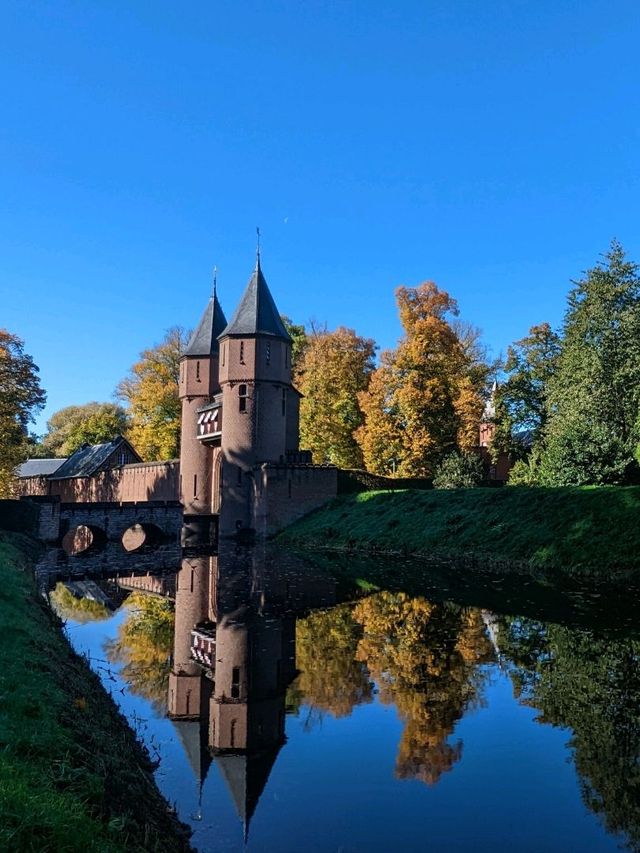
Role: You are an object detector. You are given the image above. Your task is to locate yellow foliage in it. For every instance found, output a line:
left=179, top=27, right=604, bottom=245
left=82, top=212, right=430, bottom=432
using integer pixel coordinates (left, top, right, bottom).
left=356, top=282, right=488, bottom=476
left=116, top=327, right=188, bottom=461
left=296, top=326, right=376, bottom=468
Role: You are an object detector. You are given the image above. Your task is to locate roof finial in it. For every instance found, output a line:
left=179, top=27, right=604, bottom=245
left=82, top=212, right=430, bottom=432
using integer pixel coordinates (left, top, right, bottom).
left=212, top=265, right=218, bottom=298
left=256, top=226, right=261, bottom=267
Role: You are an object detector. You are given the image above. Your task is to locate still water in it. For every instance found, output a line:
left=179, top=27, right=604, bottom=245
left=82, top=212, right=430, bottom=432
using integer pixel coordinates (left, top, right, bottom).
left=48, top=547, right=640, bottom=853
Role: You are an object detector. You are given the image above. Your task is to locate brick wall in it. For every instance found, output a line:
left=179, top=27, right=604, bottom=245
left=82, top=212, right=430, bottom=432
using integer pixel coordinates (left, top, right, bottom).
left=254, top=464, right=337, bottom=536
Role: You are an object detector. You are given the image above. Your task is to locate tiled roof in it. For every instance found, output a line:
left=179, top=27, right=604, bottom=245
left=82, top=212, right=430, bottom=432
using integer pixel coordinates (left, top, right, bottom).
left=219, top=258, right=291, bottom=342
left=16, top=458, right=67, bottom=478
left=185, top=292, right=228, bottom=357
left=51, top=436, right=138, bottom=479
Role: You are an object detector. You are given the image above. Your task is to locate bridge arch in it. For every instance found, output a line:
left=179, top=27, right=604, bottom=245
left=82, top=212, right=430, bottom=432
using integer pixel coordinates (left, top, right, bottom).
left=121, top=522, right=166, bottom=553
left=61, top=524, right=107, bottom=556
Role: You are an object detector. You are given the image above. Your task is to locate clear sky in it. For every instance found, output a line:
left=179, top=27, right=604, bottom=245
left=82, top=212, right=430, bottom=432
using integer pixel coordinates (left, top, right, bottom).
left=1, top=1, right=639, bottom=432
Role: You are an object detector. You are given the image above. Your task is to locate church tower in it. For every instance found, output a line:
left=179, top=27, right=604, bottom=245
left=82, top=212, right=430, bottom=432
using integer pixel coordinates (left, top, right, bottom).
left=217, top=255, right=296, bottom=536
left=178, top=284, right=227, bottom=541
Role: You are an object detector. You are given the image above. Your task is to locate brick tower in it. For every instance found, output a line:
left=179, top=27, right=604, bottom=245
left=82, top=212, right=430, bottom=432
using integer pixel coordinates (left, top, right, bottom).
left=217, top=255, right=298, bottom=537
left=178, top=285, right=227, bottom=543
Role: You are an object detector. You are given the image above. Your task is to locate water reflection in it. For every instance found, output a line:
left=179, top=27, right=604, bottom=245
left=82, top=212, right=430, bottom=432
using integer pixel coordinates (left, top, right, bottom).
left=45, top=546, right=640, bottom=851
left=498, top=617, right=640, bottom=851
left=167, top=545, right=337, bottom=836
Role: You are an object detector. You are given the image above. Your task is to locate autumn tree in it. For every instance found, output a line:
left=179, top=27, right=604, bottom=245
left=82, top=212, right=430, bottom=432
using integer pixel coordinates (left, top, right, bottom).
left=356, top=283, right=490, bottom=477
left=116, top=327, right=188, bottom=461
left=0, top=330, right=46, bottom=496
left=291, top=604, right=373, bottom=722
left=353, top=592, right=493, bottom=785
left=38, top=402, right=129, bottom=457
left=104, top=592, right=174, bottom=715
left=296, top=325, right=376, bottom=468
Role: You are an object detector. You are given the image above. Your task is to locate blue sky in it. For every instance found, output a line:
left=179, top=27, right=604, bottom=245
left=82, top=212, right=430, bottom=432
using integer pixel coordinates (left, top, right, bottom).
left=1, top=1, right=639, bottom=432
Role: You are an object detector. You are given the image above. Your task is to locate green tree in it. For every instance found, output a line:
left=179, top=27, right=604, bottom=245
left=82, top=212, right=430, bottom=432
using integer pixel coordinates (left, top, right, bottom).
left=116, top=327, right=188, bottom=462
left=296, top=325, right=376, bottom=468
left=281, top=315, right=308, bottom=370
left=499, top=616, right=640, bottom=851
left=0, top=330, right=46, bottom=496
left=39, top=402, right=129, bottom=457
left=492, top=323, right=561, bottom=461
left=433, top=450, right=484, bottom=489
left=540, top=242, right=640, bottom=485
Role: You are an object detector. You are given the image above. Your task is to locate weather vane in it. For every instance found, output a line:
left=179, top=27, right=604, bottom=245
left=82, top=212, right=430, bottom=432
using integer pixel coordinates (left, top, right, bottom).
left=256, top=226, right=261, bottom=261
left=212, top=265, right=218, bottom=298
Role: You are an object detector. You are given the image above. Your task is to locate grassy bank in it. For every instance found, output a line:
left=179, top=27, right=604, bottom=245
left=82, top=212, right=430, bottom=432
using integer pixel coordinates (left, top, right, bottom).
left=278, top=486, right=640, bottom=578
left=0, top=532, right=192, bottom=852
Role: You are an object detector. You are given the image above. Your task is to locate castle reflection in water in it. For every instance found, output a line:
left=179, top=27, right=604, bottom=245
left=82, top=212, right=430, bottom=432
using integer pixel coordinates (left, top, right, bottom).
left=167, top=544, right=337, bottom=837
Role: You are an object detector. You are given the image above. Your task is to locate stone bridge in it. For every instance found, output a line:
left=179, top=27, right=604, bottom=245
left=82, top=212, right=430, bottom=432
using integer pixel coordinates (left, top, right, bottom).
left=26, top=497, right=184, bottom=582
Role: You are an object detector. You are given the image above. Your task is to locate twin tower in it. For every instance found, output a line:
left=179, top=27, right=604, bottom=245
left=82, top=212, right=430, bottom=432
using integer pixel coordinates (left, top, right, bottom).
left=178, top=255, right=311, bottom=543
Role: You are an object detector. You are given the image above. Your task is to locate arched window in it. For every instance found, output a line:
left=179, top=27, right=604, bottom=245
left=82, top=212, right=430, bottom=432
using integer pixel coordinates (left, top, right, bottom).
left=239, top=384, right=248, bottom=412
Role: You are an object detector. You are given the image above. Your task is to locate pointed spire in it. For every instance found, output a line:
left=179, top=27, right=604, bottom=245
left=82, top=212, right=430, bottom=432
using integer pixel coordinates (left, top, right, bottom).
left=184, top=279, right=228, bottom=357
left=219, top=259, right=291, bottom=342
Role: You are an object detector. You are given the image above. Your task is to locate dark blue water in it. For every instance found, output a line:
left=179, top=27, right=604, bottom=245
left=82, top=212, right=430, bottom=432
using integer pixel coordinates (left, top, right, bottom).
left=53, top=550, right=639, bottom=853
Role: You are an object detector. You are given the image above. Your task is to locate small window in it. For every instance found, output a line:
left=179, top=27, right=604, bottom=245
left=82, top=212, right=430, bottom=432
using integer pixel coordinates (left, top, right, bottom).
left=266, top=342, right=271, bottom=365
left=193, top=474, right=197, bottom=497
left=221, top=343, right=225, bottom=367
left=230, top=719, right=237, bottom=748
left=240, top=341, right=245, bottom=364
left=282, top=388, right=286, bottom=416
left=231, top=666, right=240, bottom=699
left=196, top=360, right=200, bottom=381
left=239, top=384, right=247, bottom=412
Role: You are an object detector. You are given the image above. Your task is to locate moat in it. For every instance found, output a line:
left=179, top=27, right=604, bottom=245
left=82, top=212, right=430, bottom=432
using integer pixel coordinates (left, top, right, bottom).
left=42, top=549, right=640, bottom=853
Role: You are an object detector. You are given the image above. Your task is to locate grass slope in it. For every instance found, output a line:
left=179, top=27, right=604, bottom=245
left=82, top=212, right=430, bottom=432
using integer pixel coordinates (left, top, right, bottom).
left=278, top=486, right=640, bottom=577
left=0, top=532, right=192, bottom=853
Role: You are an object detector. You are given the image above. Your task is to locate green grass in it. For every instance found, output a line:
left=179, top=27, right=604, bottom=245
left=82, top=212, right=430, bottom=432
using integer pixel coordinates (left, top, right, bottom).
left=0, top=532, right=192, bottom=853
left=277, top=486, right=640, bottom=578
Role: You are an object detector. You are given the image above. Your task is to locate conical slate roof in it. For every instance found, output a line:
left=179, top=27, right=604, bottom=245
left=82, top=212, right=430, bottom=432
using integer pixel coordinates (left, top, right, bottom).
left=219, top=258, right=291, bottom=342
left=184, top=292, right=228, bottom=356
left=215, top=746, right=282, bottom=841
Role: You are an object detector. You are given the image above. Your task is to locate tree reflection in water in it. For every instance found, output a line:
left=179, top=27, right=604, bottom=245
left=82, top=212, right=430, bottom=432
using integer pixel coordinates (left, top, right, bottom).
left=104, top=592, right=174, bottom=715
left=498, top=617, right=640, bottom=852
left=294, top=591, right=494, bottom=785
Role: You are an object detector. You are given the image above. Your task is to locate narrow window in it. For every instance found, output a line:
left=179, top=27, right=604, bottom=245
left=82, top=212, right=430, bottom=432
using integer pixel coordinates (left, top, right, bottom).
left=240, top=341, right=245, bottom=364
left=266, top=341, right=271, bottom=365
left=231, top=666, right=240, bottom=699
left=193, top=474, right=197, bottom=497
left=221, top=343, right=225, bottom=366
left=230, top=719, right=237, bottom=748
left=196, top=360, right=200, bottom=381
left=239, top=384, right=247, bottom=413
left=282, top=388, right=286, bottom=416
